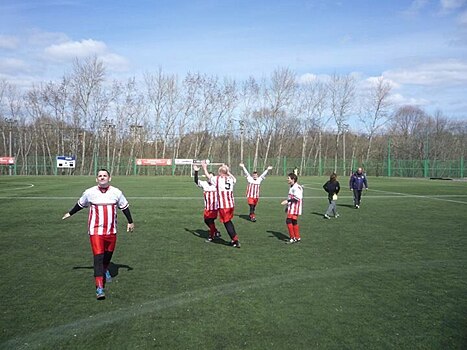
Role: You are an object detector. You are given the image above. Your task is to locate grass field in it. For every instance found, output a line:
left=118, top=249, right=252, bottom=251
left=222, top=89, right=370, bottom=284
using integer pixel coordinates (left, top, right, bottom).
left=0, top=175, right=466, bottom=349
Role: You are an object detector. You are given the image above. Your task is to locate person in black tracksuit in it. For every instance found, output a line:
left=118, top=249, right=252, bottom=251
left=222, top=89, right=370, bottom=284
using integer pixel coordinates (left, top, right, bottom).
left=323, top=173, right=340, bottom=219
left=349, top=167, right=368, bottom=208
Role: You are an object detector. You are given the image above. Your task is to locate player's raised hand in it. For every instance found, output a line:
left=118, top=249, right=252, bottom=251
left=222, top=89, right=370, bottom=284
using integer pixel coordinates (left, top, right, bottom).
left=127, top=223, right=135, bottom=232
left=193, top=165, right=200, bottom=171
left=281, top=200, right=288, bottom=205
left=267, top=166, right=273, bottom=170
left=239, top=163, right=244, bottom=167
left=62, top=212, right=70, bottom=220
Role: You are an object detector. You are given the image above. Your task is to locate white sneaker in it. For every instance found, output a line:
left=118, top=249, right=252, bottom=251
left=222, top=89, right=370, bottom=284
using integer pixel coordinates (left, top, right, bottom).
left=324, top=214, right=331, bottom=219
left=355, top=205, right=360, bottom=209
left=285, top=238, right=295, bottom=244
left=335, top=214, right=340, bottom=218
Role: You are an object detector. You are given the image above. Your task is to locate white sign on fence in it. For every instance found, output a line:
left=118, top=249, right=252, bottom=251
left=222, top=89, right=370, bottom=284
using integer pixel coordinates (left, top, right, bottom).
left=56, top=156, right=76, bottom=168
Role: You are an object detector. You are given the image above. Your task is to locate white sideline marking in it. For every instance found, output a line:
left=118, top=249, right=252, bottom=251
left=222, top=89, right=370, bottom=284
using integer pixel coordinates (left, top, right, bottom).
left=1, top=259, right=464, bottom=349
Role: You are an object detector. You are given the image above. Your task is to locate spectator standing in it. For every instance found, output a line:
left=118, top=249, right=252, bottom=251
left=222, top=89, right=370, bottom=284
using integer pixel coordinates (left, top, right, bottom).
left=323, top=172, right=340, bottom=219
left=349, top=167, right=368, bottom=208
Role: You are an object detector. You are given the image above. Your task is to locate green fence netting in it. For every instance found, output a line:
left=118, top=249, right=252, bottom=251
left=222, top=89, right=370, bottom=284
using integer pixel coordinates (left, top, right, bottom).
left=1, top=156, right=464, bottom=178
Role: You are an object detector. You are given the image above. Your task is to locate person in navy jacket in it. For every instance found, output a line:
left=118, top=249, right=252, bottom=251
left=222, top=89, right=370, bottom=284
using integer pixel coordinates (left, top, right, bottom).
left=349, top=167, right=368, bottom=208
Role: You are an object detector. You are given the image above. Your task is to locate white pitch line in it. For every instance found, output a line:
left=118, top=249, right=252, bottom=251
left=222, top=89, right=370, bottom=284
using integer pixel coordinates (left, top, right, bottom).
left=1, top=194, right=467, bottom=200
left=0, top=183, right=35, bottom=191
left=370, top=188, right=467, bottom=205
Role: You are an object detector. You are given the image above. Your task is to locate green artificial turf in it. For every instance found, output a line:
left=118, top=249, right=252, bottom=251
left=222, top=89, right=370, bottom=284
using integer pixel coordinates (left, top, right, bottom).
left=0, top=175, right=466, bottom=349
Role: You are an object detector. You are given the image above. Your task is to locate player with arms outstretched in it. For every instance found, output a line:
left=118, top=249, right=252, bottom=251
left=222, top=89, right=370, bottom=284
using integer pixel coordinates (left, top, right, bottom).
left=281, top=173, right=303, bottom=244
left=62, top=169, right=134, bottom=300
left=202, top=161, right=241, bottom=248
left=239, top=163, right=272, bottom=222
left=193, top=164, right=221, bottom=242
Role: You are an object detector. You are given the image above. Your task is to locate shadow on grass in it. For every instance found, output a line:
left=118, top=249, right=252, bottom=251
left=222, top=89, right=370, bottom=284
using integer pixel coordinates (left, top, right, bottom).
left=311, top=211, right=325, bottom=217
left=184, top=227, right=231, bottom=246
left=267, top=230, right=288, bottom=241
left=72, top=262, right=133, bottom=278
left=237, top=214, right=252, bottom=222
left=337, top=203, right=355, bottom=208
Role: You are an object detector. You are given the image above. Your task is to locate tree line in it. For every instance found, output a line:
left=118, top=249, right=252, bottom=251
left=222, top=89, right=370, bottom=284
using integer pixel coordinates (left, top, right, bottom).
left=1, top=56, right=466, bottom=176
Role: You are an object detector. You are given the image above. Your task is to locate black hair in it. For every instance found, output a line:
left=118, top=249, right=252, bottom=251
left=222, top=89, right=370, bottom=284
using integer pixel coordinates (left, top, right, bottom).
left=97, top=168, right=110, bottom=176
left=288, top=173, right=298, bottom=183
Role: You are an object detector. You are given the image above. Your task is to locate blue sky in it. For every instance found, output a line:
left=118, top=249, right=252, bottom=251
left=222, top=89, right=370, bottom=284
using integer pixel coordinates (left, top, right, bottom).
left=1, top=0, right=466, bottom=120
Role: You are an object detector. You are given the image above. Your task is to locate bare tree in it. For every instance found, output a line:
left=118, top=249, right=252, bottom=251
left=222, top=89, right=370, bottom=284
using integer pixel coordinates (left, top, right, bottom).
left=328, top=73, right=355, bottom=174
left=70, top=56, right=106, bottom=174
left=0, top=80, right=10, bottom=154
left=239, top=77, right=261, bottom=167
left=359, top=76, right=393, bottom=164
left=389, top=105, right=427, bottom=160
left=264, top=68, right=297, bottom=172
left=297, top=78, right=328, bottom=175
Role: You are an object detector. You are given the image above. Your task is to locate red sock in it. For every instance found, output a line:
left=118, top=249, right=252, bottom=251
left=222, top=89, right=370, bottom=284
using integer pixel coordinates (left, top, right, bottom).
left=293, top=224, right=300, bottom=240
left=232, top=234, right=239, bottom=242
left=208, top=223, right=217, bottom=238
left=95, top=276, right=104, bottom=289
left=287, top=223, right=295, bottom=239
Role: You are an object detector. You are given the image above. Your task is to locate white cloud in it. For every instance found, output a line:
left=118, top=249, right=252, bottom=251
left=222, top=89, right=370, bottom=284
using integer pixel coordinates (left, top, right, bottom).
left=27, top=29, right=69, bottom=47
left=0, top=35, right=19, bottom=49
left=366, top=76, right=400, bottom=89
left=458, top=9, right=467, bottom=24
left=440, top=0, right=466, bottom=11
left=389, top=93, right=430, bottom=107
left=43, top=38, right=129, bottom=72
left=44, top=39, right=128, bottom=72
left=402, top=0, right=429, bottom=16
left=100, top=53, right=129, bottom=72
left=0, top=58, right=29, bottom=73
left=383, top=59, right=467, bottom=86
left=298, top=73, right=318, bottom=83
left=44, top=39, right=108, bottom=61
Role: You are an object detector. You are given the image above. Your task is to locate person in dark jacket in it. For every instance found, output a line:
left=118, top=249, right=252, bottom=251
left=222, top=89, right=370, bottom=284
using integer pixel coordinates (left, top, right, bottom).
left=349, top=167, right=368, bottom=208
left=323, top=172, right=340, bottom=219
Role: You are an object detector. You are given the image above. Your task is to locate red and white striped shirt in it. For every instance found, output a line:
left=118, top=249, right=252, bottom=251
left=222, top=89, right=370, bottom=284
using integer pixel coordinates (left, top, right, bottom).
left=287, top=183, right=303, bottom=215
left=244, top=169, right=268, bottom=199
left=211, top=175, right=236, bottom=209
left=78, top=186, right=129, bottom=235
left=196, top=180, right=218, bottom=211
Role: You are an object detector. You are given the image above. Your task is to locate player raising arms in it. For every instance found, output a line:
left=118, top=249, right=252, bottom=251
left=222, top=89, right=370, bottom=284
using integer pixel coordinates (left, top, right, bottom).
left=281, top=173, right=303, bottom=244
left=202, top=160, right=241, bottom=248
left=239, top=163, right=273, bottom=222
left=193, top=164, right=221, bottom=242
left=62, top=169, right=134, bottom=300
